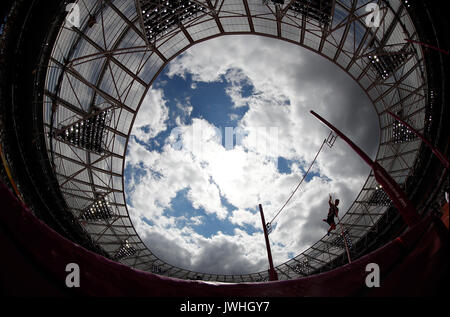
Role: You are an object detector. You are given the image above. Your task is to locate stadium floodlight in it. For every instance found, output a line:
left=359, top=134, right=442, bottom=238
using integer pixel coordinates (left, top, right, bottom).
left=391, top=110, right=417, bottom=144
left=55, top=108, right=111, bottom=154
left=139, top=0, right=207, bottom=42
left=80, top=196, right=114, bottom=221
left=113, top=240, right=137, bottom=260
left=367, top=184, right=392, bottom=206
left=288, top=0, right=333, bottom=26
left=392, top=120, right=417, bottom=143
left=368, top=52, right=408, bottom=80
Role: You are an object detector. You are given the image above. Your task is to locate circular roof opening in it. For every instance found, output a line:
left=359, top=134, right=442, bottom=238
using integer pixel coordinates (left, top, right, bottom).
left=124, top=35, right=378, bottom=275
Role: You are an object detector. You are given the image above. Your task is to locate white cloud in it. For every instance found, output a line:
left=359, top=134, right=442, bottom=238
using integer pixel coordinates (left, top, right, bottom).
left=125, top=35, right=379, bottom=275
left=230, top=208, right=260, bottom=228
left=132, top=87, right=169, bottom=143
left=190, top=215, right=204, bottom=226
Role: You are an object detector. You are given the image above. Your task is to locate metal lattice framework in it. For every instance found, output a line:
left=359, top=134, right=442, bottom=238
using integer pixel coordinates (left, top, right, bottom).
left=41, top=0, right=430, bottom=282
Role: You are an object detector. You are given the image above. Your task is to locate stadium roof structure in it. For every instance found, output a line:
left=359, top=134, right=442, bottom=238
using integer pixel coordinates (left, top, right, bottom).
left=1, top=0, right=448, bottom=284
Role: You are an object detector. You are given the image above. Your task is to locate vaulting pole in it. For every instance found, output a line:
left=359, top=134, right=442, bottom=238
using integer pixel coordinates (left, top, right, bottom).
left=386, top=110, right=449, bottom=170
left=310, top=110, right=420, bottom=227
left=259, top=204, right=278, bottom=281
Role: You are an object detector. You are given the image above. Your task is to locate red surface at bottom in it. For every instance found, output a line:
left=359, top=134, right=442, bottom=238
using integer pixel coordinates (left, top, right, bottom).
left=0, top=182, right=448, bottom=296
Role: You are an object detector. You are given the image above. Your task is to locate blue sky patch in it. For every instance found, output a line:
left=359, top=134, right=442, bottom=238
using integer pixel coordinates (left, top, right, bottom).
left=142, top=216, right=155, bottom=227
left=160, top=68, right=250, bottom=129
left=164, top=188, right=237, bottom=238
left=277, top=156, right=293, bottom=174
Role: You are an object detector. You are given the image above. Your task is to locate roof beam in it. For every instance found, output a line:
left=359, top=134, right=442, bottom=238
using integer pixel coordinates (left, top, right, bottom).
left=242, top=0, right=255, bottom=32
left=206, top=0, right=225, bottom=33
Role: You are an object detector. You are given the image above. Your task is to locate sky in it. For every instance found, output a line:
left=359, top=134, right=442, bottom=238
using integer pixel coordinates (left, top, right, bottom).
left=124, top=35, right=379, bottom=275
